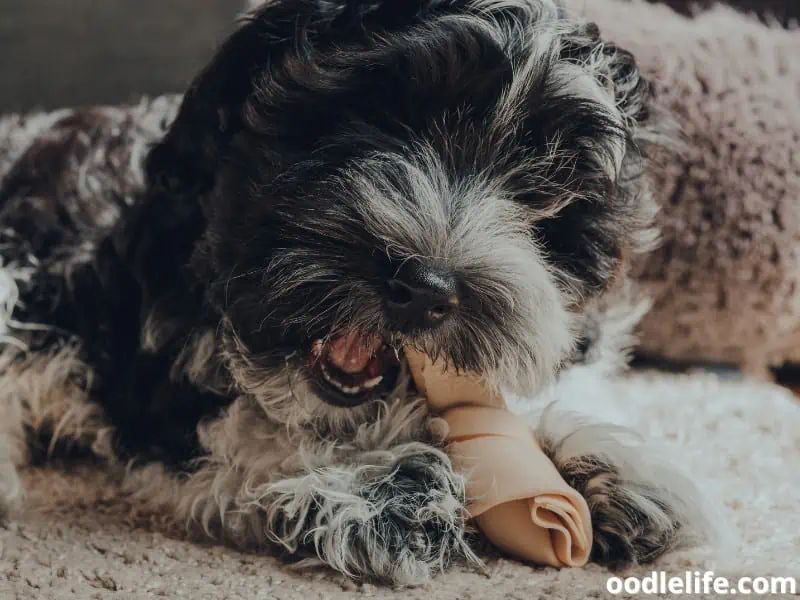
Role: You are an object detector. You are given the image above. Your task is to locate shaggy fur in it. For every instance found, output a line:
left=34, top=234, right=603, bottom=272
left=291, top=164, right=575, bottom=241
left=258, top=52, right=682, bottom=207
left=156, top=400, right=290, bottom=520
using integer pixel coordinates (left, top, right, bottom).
left=0, top=0, right=718, bottom=584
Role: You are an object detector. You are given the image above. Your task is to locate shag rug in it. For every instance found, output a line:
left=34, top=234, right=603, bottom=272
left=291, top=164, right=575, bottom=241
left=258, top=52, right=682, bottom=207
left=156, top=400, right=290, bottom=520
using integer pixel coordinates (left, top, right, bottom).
left=3, top=369, right=798, bottom=599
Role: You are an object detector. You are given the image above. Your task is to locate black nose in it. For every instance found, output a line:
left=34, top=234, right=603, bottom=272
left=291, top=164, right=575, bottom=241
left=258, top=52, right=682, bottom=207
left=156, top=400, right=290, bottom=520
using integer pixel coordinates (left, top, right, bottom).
left=386, top=260, right=460, bottom=331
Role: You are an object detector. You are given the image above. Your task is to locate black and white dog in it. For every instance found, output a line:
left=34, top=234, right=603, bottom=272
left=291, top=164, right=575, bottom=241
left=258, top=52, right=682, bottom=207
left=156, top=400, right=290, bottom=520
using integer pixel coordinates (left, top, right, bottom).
left=0, top=0, right=717, bottom=584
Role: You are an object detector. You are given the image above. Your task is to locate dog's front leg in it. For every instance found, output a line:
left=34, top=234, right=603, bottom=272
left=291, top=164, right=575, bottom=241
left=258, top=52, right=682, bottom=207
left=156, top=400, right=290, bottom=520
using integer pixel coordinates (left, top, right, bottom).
left=532, top=404, right=723, bottom=568
left=163, top=398, right=475, bottom=585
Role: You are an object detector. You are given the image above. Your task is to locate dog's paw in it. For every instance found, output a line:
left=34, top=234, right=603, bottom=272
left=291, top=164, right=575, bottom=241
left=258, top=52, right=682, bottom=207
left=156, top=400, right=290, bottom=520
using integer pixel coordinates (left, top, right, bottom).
left=359, top=446, right=473, bottom=582
left=262, top=443, right=475, bottom=585
left=558, top=455, right=681, bottom=569
left=349, top=445, right=474, bottom=584
left=535, top=407, right=722, bottom=569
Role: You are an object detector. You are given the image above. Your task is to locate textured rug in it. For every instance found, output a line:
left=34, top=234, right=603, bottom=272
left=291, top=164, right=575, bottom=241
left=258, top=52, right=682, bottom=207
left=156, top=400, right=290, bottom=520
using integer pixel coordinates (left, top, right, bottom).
left=3, top=370, right=798, bottom=599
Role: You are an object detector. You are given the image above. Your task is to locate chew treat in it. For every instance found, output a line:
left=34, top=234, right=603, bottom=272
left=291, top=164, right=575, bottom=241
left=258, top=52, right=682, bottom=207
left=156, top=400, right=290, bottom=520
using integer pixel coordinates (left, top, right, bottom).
left=406, top=350, right=592, bottom=568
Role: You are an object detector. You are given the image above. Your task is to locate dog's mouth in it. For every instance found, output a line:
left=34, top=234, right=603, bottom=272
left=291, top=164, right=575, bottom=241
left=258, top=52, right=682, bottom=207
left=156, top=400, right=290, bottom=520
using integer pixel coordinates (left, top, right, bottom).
left=307, top=331, right=402, bottom=407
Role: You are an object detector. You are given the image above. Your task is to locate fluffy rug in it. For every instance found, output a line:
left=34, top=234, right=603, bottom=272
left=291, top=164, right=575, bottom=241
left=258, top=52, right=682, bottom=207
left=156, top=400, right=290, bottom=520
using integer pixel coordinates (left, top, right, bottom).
left=3, top=369, right=798, bottom=599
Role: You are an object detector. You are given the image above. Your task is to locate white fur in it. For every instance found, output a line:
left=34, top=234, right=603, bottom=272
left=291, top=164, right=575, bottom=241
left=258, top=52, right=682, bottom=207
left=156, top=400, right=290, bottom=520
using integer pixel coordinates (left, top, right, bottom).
left=0, top=262, right=28, bottom=517
left=350, top=145, right=577, bottom=396
left=121, top=390, right=475, bottom=584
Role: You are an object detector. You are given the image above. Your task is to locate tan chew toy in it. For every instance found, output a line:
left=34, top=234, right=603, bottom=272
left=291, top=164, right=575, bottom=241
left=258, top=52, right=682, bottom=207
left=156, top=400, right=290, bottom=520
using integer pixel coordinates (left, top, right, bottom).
left=406, top=350, right=592, bottom=568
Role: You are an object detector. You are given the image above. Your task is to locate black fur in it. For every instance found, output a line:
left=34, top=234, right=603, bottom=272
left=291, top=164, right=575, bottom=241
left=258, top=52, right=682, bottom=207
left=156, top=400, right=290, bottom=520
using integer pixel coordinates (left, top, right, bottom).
left=558, top=455, right=684, bottom=568
left=61, top=1, right=650, bottom=464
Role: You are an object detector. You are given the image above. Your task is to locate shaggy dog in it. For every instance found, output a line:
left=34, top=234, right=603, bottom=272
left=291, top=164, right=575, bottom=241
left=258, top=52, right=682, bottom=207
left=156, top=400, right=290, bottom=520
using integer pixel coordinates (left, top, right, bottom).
left=0, top=0, right=718, bottom=584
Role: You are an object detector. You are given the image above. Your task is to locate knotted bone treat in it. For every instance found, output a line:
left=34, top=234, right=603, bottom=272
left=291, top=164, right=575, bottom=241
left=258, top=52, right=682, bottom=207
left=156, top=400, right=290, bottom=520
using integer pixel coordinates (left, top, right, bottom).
left=406, top=349, right=592, bottom=568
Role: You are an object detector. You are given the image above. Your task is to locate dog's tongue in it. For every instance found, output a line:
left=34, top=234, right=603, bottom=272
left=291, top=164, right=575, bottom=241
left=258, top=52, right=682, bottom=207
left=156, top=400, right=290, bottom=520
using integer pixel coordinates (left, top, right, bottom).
left=327, top=331, right=382, bottom=374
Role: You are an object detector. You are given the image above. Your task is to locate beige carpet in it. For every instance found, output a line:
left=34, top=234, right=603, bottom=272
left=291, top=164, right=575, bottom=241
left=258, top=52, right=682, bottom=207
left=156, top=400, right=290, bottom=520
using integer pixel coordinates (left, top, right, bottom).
left=3, top=370, right=798, bottom=599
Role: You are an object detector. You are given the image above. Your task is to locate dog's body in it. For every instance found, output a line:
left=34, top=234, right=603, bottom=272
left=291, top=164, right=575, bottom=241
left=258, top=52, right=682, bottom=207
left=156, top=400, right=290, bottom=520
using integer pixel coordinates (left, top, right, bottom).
left=0, top=0, right=717, bottom=584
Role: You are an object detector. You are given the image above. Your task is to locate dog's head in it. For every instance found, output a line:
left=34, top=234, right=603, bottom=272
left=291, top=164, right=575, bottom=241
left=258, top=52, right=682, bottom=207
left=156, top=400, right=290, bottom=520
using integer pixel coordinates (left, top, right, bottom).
left=143, top=0, right=658, bottom=421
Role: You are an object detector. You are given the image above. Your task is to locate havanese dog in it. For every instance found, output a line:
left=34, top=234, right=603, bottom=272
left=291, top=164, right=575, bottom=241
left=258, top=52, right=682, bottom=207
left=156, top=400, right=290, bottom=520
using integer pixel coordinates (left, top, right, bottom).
left=0, top=0, right=719, bottom=584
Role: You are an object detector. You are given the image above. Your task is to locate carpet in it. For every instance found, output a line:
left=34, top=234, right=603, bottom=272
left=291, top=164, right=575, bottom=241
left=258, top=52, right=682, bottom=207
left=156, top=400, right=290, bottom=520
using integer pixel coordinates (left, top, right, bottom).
left=3, top=370, right=798, bottom=599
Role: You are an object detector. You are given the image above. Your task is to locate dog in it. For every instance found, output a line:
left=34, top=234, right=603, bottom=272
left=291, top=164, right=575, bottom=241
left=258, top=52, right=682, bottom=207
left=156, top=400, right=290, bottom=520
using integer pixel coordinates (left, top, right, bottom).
left=0, top=0, right=719, bottom=584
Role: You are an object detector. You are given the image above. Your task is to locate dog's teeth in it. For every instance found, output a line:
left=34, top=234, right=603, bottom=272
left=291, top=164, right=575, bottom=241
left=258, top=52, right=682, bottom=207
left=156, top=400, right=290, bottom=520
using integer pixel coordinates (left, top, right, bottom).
left=319, top=356, right=386, bottom=396
left=321, top=362, right=333, bottom=380
left=321, top=361, right=361, bottom=394
left=363, top=376, right=383, bottom=389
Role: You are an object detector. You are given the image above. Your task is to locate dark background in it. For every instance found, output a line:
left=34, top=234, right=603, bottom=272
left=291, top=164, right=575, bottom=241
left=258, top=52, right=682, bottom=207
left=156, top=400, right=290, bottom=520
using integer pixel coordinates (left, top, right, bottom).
left=0, top=0, right=796, bottom=113
left=0, top=0, right=239, bottom=112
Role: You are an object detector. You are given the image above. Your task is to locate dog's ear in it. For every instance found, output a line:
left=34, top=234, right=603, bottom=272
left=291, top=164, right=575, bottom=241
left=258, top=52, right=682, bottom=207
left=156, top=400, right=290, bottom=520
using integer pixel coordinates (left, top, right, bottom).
left=561, top=22, right=653, bottom=127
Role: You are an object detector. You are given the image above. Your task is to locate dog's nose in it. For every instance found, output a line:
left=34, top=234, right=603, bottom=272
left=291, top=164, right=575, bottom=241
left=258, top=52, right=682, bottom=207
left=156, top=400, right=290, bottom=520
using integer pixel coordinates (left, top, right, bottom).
left=386, top=260, right=459, bottom=330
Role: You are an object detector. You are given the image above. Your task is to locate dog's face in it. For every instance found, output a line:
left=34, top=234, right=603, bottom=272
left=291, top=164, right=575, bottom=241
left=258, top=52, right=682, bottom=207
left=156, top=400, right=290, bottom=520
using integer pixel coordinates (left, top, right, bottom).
left=145, top=0, right=657, bottom=421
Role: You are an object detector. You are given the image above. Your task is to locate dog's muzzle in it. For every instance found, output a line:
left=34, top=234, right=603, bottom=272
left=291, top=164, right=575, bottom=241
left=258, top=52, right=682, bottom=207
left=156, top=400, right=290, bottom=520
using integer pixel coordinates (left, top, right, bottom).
left=307, top=260, right=461, bottom=408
